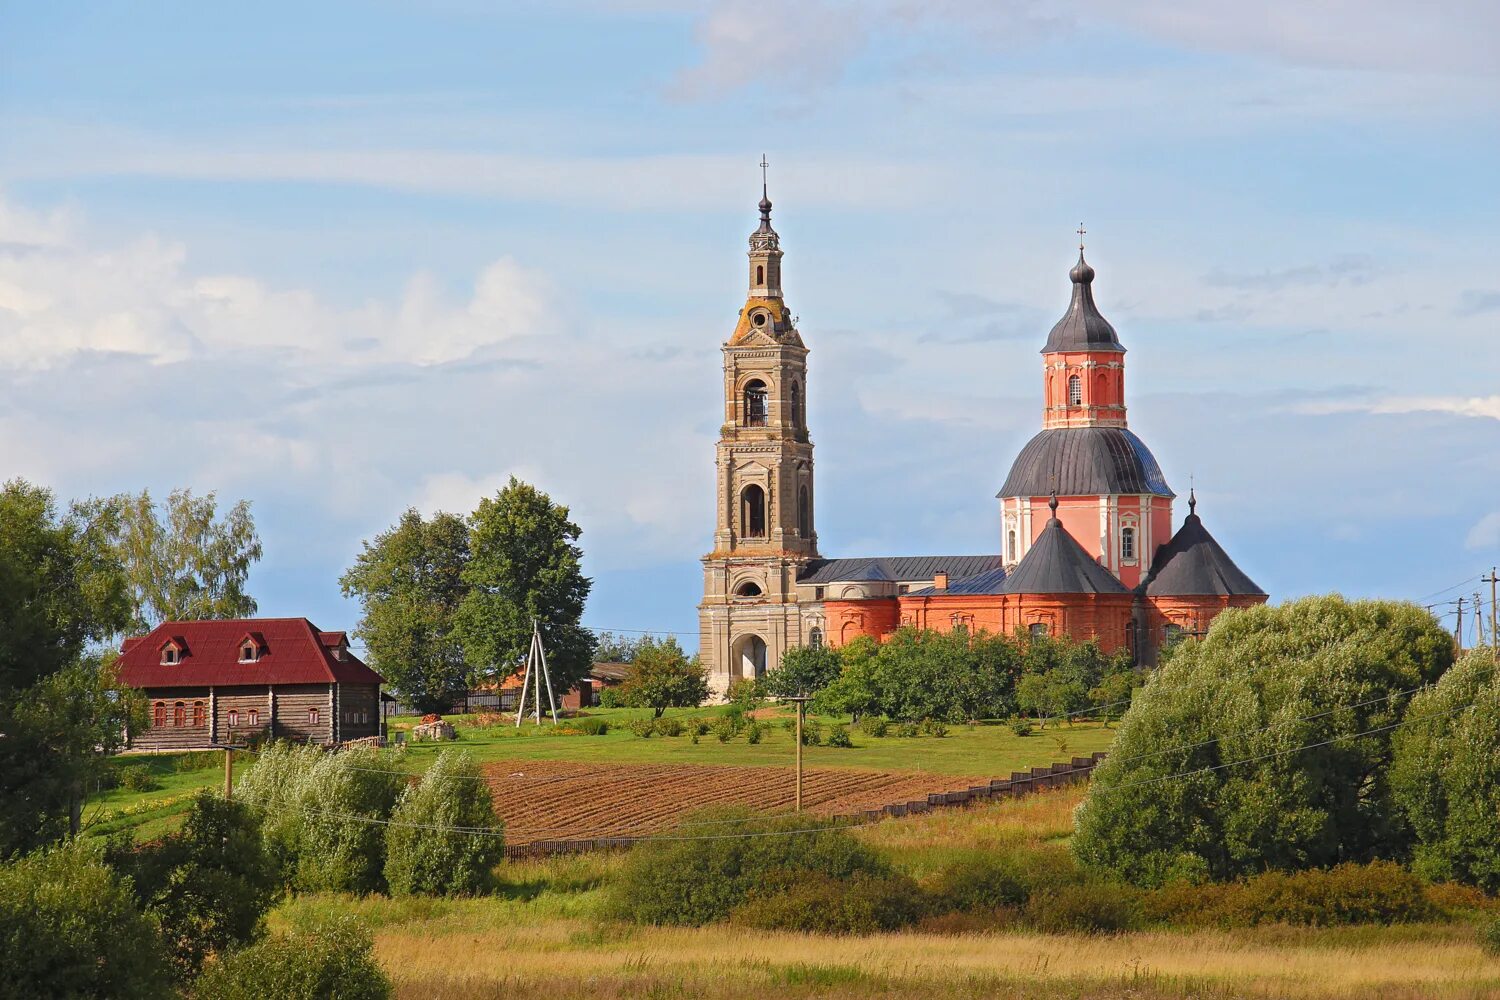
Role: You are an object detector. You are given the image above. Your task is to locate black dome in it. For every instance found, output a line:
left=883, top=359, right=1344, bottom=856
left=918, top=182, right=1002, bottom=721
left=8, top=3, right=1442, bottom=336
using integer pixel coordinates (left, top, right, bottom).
left=1042, top=250, right=1124, bottom=354
left=998, top=427, right=1174, bottom=499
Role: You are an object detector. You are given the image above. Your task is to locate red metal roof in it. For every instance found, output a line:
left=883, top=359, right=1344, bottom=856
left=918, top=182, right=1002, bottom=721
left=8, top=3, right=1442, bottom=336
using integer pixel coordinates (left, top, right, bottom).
left=116, top=617, right=384, bottom=688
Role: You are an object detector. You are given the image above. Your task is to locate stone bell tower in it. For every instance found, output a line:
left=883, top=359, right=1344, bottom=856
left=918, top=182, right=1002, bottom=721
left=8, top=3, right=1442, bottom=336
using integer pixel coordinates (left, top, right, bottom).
left=698, top=165, right=819, bottom=698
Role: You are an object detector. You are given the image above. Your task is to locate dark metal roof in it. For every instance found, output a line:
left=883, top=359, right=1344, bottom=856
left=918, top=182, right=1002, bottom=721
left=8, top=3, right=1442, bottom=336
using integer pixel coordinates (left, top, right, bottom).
left=1142, top=505, right=1265, bottom=597
left=798, top=554, right=1003, bottom=585
left=1042, top=251, right=1124, bottom=354
left=999, top=427, right=1174, bottom=499
left=999, top=517, right=1129, bottom=595
left=907, top=565, right=1009, bottom=597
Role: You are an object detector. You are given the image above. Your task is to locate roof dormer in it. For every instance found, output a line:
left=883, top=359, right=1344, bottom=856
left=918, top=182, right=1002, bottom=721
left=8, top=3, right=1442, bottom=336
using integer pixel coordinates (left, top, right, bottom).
left=160, top=637, right=188, bottom=665
left=319, top=631, right=349, bottom=661
left=238, top=631, right=267, bottom=663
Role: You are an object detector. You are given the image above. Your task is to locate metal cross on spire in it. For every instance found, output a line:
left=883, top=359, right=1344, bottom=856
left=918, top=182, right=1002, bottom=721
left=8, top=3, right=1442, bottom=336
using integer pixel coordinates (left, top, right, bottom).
left=760, top=154, right=769, bottom=196
left=1076, top=223, right=1087, bottom=251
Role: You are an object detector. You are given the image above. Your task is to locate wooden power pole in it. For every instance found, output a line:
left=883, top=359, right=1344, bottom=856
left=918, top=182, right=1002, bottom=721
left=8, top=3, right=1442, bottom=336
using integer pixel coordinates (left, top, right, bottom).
left=784, top=694, right=812, bottom=812
left=223, top=745, right=233, bottom=801
left=1484, top=567, right=1499, bottom=650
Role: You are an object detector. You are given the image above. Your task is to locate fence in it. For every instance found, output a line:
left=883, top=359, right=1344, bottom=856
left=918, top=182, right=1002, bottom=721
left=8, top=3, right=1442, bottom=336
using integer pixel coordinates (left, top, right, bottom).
left=501, top=750, right=1108, bottom=860
left=385, top=689, right=522, bottom=718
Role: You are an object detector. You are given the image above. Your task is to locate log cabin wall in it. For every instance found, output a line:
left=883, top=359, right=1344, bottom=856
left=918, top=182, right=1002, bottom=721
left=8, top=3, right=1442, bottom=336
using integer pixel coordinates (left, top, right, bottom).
left=338, top=684, right=380, bottom=739
left=216, top=687, right=275, bottom=743
left=134, top=686, right=214, bottom=750
left=273, top=683, right=334, bottom=744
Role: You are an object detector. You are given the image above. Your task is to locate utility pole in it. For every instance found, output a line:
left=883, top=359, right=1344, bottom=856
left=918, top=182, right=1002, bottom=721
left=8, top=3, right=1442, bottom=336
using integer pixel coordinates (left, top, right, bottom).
left=514, top=619, right=559, bottom=727
left=1454, top=597, right=1465, bottom=650
left=784, top=694, right=811, bottom=812
left=1477, top=591, right=1486, bottom=649
left=223, top=745, right=233, bottom=801
left=1484, top=567, right=1499, bottom=650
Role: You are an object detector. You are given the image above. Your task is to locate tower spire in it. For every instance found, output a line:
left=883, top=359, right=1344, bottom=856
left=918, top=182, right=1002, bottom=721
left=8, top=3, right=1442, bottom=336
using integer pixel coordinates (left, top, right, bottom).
left=747, top=155, right=782, bottom=297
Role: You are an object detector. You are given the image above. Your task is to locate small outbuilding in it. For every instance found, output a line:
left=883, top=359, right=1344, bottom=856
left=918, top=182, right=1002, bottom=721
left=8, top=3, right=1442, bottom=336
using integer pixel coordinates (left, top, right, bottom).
left=115, top=617, right=384, bottom=751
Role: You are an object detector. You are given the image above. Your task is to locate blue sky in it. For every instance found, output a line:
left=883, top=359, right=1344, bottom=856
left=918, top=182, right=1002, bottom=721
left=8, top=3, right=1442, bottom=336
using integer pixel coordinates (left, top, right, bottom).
left=2, top=1, right=1497, bottom=647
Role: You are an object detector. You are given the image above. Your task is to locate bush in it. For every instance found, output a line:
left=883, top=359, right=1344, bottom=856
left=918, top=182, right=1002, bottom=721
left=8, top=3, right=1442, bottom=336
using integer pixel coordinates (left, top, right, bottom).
left=0, top=840, right=170, bottom=999
left=236, top=743, right=404, bottom=894
left=106, top=792, right=279, bottom=980
left=384, top=751, right=505, bottom=897
left=1140, top=861, right=1432, bottom=928
left=858, top=716, right=889, bottom=738
left=1008, top=716, right=1031, bottom=737
left=713, top=716, right=739, bottom=743
left=1025, top=882, right=1140, bottom=934
left=1075, top=596, right=1455, bottom=887
left=693, top=720, right=711, bottom=737
left=608, top=811, right=890, bottom=926
left=193, top=915, right=391, bottom=1000
left=655, top=717, right=685, bottom=738
left=746, top=721, right=764, bottom=745
left=727, top=676, right=764, bottom=709
left=730, top=872, right=926, bottom=933
left=801, top=720, right=823, bottom=746
left=764, top=645, right=843, bottom=699
left=920, top=719, right=948, bottom=738
left=1480, top=916, right=1500, bottom=957
left=119, top=763, right=161, bottom=792
left=932, top=855, right=1036, bottom=911
left=826, top=724, right=853, bottom=748
left=895, top=721, right=920, bottom=738
left=173, top=751, right=224, bottom=773
left=628, top=718, right=656, bottom=738
left=572, top=716, right=609, bottom=736
left=598, top=687, right=623, bottom=708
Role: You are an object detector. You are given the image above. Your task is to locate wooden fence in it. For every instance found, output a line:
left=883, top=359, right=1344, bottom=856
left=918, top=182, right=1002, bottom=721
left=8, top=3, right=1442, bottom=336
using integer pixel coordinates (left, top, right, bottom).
left=501, top=750, right=1108, bottom=860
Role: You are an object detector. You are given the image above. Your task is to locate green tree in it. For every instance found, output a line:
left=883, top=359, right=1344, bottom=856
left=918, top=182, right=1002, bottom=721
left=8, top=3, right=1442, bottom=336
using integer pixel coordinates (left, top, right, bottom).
left=1073, top=596, right=1455, bottom=887
left=813, top=635, right=880, bottom=718
left=593, top=631, right=649, bottom=663
left=384, top=751, right=505, bottom=896
left=192, top=915, right=391, bottom=1000
left=96, top=488, right=262, bottom=633
left=764, top=644, right=842, bottom=698
left=455, top=477, right=596, bottom=691
left=341, top=508, right=470, bottom=713
left=618, top=636, right=708, bottom=717
left=0, top=480, right=138, bottom=856
left=1391, top=647, right=1500, bottom=892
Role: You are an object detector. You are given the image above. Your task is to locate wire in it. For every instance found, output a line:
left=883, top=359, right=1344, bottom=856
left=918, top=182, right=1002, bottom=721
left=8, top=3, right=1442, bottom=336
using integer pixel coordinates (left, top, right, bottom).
left=1415, top=575, right=1482, bottom=603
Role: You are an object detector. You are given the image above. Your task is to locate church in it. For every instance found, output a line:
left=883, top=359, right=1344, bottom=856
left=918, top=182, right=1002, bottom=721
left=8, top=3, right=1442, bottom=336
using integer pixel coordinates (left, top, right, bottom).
left=697, top=183, right=1266, bottom=696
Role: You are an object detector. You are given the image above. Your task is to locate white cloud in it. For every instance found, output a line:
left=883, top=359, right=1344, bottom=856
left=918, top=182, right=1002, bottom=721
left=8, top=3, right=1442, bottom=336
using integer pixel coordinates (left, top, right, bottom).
left=1467, top=512, right=1500, bottom=551
left=1299, top=395, right=1500, bottom=423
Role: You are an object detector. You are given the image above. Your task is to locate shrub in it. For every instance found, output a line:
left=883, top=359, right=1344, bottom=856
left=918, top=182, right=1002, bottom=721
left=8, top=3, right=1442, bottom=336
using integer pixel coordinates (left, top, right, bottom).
left=193, top=915, right=391, bottom=1000
left=801, top=720, right=823, bottom=746
left=826, top=724, right=853, bottom=748
left=746, top=721, right=764, bottom=745
left=119, top=763, right=161, bottom=792
left=573, top=716, right=609, bottom=736
left=858, top=716, right=889, bottom=738
left=693, top=720, right=711, bottom=737
left=608, top=810, right=890, bottom=926
left=1140, top=861, right=1433, bottom=928
left=764, top=645, right=843, bottom=699
left=1025, top=882, right=1140, bottom=934
left=384, top=751, right=505, bottom=897
left=896, top=721, right=920, bottom=738
left=727, top=676, right=764, bottom=709
left=1008, top=716, right=1031, bottom=737
left=617, top=637, right=708, bottom=718
left=1480, top=916, right=1500, bottom=957
left=920, top=719, right=948, bottom=738
left=236, top=743, right=404, bottom=894
left=628, top=718, right=656, bottom=738
left=0, top=840, right=170, bottom=999
left=655, top=717, right=685, bottom=738
left=781, top=718, right=796, bottom=733
left=931, top=855, right=1034, bottom=911
left=106, top=792, right=279, bottom=980
left=598, top=687, right=623, bottom=708
left=173, top=751, right=224, bottom=773
left=713, top=716, right=739, bottom=743
left=730, top=872, right=926, bottom=933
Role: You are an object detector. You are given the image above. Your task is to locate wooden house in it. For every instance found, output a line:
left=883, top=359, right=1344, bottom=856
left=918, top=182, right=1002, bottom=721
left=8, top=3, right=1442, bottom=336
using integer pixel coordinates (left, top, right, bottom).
left=115, top=618, right=384, bottom=751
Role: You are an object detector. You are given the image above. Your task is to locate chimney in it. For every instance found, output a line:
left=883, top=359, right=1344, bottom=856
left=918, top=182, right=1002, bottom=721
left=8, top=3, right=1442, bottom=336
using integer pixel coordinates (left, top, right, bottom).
left=934, top=571, right=948, bottom=592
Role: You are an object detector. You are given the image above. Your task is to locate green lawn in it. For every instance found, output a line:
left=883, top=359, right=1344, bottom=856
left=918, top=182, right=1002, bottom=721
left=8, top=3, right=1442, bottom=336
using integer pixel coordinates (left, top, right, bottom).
left=88, top=705, right=1116, bottom=838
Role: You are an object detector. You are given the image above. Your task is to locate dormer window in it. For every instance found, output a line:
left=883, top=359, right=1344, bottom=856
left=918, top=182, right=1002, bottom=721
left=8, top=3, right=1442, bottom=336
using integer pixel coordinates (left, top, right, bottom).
left=240, top=644, right=257, bottom=662
left=238, top=632, right=266, bottom=663
left=159, top=637, right=187, bottom=665
left=162, top=647, right=177, bottom=664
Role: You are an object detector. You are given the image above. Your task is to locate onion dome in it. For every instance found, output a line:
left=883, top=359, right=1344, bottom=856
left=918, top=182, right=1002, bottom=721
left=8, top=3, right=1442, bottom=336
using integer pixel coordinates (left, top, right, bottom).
left=1041, top=250, right=1124, bottom=354
left=1001, top=498, right=1129, bottom=595
left=1142, top=491, right=1265, bottom=597
left=998, top=426, right=1173, bottom=499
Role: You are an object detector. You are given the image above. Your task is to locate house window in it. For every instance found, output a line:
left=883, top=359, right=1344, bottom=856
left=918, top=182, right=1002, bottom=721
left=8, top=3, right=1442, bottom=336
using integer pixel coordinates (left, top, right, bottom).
left=308, top=708, right=320, bottom=726
left=228, top=709, right=239, bottom=727
left=240, top=644, right=257, bottom=663
left=1029, top=623, right=1049, bottom=639
left=741, top=485, right=766, bottom=538
left=898, top=584, right=910, bottom=595
left=1121, top=526, right=1137, bottom=561
left=248, top=709, right=259, bottom=727
left=808, top=627, right=823, bottom=650
left=1067, top=374, right=1082, bottom=406
left=154, top=702, right=166, bottom=728
left=814, top=586, right=825, bottom=600
left=173, top=702, right=185, bottom=727
left=161, top=647, right=177, bottom=664
left=743, top=379, right=769, bottom=426
left=192, top=702, right=205, bottom=727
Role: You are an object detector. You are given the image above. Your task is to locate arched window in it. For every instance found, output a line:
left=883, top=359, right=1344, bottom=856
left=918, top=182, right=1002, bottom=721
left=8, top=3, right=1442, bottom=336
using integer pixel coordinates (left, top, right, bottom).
left=192, top=702, right=205, bottom=727
left=248, top=709, right=259, bottom=727
left=1029, top=622, right=1049, bottom=639
left=1164, top=623, right=1185, bottom=647
left=173, top=702, right=185, bottom=727
left=809, top=627, right=823, bottom=650
left=1120, top=526, right=1136, bottom=561
left=736, top=635, right=768, bottom=678
left=743, top=379, right=769, bottom=426
left=228, top=709, right=239, bottom=727
left=735, top=581, right=763, bottom=597
left=756, top=265, right=764, bottom=285
left=308, top=707, right=320, bottom=726
left=153, top=702, right=165, bottom=728
left=790, top=381, right=802, bottom=429
left=1067, top=374, right=1082, bottom=406
left=1007, top=529, right=1017, bottom=561
left=797, top=485, right=810, bottom=537
left=741, top=485, right=766, bottom=538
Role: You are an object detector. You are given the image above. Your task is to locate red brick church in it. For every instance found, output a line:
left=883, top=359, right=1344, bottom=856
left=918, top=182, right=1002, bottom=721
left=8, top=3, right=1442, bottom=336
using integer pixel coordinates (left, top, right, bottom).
left=699, top=185, right=1266, bottom=692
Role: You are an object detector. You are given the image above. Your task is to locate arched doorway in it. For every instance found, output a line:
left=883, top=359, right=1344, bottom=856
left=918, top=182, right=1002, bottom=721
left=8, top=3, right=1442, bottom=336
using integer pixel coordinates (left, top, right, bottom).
left=734, top=634, right=768, bottom=678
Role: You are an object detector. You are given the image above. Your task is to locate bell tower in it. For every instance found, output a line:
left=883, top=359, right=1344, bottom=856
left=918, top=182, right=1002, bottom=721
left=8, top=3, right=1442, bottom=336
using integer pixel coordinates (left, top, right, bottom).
left=699, top=163, right=819, bottom=698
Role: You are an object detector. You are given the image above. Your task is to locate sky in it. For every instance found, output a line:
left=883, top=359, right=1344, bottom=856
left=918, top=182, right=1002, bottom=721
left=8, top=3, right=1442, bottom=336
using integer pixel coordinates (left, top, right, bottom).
left=1, top=0, right=1498, bottom=648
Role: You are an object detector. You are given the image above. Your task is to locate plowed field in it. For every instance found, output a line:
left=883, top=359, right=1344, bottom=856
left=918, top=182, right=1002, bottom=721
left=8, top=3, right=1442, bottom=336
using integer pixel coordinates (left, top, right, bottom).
left=484, top=759, right=991, bottom=845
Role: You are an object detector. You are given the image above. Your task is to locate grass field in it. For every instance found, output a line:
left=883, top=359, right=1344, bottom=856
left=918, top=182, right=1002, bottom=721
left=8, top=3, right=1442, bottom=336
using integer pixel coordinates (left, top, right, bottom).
left=272, top=784, right=1500, bottom=1000
left=90, top=705, right=1114, bottom=839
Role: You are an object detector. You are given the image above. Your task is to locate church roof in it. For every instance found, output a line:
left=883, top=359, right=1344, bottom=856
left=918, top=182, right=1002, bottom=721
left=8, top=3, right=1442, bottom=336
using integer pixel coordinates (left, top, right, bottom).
left=1042, top=250, right=1124, bottom=354
left=1000, top=511, right=1129, bottom=596
left=999, top=426, right=1173, bottom=499
left=1142, top=495, right=1265, bottom=597
left=799, top=554, right=1003, bottom=586
left=905, top=565, right=1010, bottom=596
